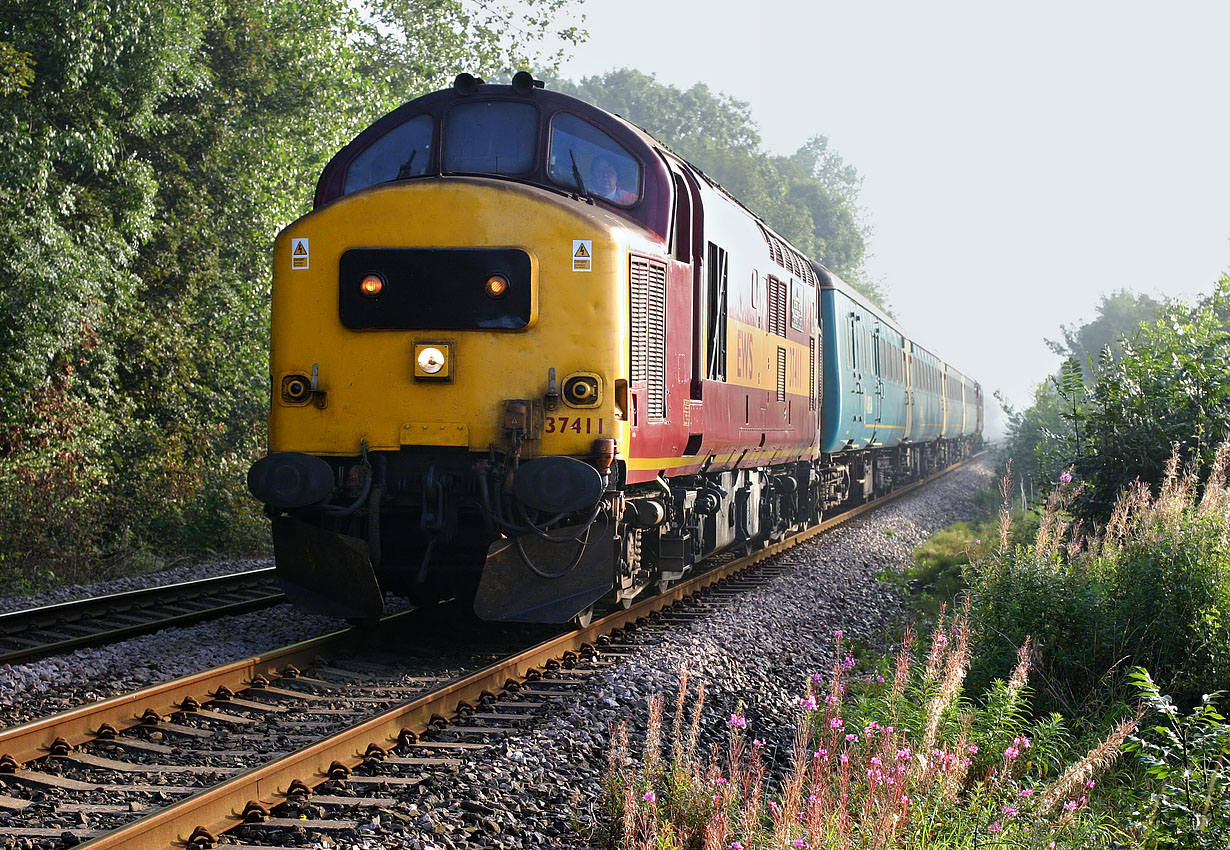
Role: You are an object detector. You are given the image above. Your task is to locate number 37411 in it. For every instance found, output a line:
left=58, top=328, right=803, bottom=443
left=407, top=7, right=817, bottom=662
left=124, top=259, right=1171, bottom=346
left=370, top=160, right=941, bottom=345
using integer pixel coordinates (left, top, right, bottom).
left=544, top=416, right=604, bottom=435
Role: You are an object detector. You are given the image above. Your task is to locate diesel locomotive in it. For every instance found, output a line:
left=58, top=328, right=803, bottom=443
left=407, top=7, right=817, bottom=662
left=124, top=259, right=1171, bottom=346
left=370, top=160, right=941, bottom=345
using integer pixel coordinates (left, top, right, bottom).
left=246, top=72, right=983, bottom=625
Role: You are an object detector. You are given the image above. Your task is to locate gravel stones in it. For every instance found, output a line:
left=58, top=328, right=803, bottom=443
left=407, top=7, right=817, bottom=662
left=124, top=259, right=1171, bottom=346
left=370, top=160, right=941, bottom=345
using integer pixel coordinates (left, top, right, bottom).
left=0, top=602, right=350, bottom=725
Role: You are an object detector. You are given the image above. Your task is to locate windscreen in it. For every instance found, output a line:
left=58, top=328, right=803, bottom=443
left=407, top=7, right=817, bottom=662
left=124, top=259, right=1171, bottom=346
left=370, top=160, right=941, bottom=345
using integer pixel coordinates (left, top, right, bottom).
left=443, top=101, right=537, bottom=175
left=343, top=114, right=433, bottom=195
left=548, top=113, right=642, bottom=205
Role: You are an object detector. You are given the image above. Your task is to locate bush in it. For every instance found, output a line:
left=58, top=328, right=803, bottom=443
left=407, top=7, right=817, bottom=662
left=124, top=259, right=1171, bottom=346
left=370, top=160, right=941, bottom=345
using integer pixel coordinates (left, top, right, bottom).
left=966, top=446, right=1230, bottom=714
left=1125, top=668, right=1230, bottom=849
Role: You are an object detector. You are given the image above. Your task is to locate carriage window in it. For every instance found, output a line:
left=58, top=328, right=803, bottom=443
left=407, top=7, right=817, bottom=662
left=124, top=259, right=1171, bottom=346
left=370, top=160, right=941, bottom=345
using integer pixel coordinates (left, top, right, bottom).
left=344, top=114, right=433, bottom=195
left=548, top=113, right=641, bottom=205
left=443, top=101, right=537, bottom=175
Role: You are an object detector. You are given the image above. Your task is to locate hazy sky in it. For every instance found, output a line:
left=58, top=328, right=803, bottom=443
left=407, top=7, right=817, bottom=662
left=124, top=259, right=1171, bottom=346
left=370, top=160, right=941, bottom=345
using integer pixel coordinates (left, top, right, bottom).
left=534, top=0, right=1230, bottom=435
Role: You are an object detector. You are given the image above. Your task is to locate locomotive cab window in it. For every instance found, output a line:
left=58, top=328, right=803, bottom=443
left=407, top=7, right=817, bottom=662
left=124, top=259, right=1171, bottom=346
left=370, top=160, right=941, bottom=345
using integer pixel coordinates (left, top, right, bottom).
left=343, top=114, right=434, bottom=195
left=548, top=113, right=642, bottom=206
left=443, top=101, right=537, bottom=175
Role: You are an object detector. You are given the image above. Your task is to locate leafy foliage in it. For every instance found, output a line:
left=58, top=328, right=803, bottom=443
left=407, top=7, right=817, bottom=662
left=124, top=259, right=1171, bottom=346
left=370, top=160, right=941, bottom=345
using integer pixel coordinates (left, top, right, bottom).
left=1001, top=280, right=1230, bottom=517
left=548, top=68, right=883, bottom=308
left=0, top=0, right=578, bottom=585
left=1125, top=668, right=1230, bottom=849
left=966, top=450, right=1230, bottom=715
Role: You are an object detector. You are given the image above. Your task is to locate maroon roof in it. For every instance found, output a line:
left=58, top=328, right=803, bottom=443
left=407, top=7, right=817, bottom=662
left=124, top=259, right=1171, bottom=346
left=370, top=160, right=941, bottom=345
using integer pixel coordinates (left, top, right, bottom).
left=313, top=81, right=671, bottom=243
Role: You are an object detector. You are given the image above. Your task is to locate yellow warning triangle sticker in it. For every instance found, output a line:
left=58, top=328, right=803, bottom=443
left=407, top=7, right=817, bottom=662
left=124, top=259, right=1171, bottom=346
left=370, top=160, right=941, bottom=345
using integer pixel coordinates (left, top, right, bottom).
left=293, top=242, right=308, bottom=256
left=574, top=243, right=590, bottom=258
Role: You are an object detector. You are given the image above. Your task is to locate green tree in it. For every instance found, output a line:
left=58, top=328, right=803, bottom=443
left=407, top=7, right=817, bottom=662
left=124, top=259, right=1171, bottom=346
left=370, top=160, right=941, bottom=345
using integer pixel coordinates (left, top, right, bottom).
left=1003, top=279, right=1230, bottom=519
left=0, top=0, right=579, bottom=584
left=1045, top=289, right=1165, bottom=381
left=549, top=68, right=880, bottom=307
left=1073, top=278, right=1230, bottom=516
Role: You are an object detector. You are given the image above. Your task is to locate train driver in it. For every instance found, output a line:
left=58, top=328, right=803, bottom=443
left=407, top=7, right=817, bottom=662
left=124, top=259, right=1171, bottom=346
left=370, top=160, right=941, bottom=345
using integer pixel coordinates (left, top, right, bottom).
left=590, top=155, right=636, bottom=205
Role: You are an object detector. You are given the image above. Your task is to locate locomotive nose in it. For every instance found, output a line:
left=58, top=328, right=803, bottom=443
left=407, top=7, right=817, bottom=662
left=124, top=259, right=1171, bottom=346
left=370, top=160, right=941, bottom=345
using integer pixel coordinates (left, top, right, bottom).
left=247, top=452, right=335, bottom=508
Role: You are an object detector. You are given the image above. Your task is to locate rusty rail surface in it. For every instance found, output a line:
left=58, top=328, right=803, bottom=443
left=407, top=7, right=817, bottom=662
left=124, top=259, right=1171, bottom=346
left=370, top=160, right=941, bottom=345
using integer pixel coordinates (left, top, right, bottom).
left=0, top=621, right=396, bottom=768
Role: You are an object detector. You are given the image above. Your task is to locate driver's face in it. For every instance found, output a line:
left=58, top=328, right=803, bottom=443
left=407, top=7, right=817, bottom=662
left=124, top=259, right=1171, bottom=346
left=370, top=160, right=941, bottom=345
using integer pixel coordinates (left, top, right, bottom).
left=592, top=161, right=617, bottom=192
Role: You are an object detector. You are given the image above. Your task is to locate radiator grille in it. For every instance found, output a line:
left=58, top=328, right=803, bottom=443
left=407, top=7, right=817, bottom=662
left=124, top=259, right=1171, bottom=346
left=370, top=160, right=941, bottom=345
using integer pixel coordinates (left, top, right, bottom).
left=630, top=256, right=668, bottom=421
left=767, top=276, right=788, bottom=338
left=777, top=346, right=787, bottom=402
left=809, top=336, right=817, bottom=411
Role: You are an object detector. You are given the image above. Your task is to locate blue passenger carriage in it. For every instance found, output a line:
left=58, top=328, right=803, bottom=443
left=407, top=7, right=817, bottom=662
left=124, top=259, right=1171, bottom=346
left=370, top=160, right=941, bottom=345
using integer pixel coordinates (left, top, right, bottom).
left=818, top=273, right=909, bottom=453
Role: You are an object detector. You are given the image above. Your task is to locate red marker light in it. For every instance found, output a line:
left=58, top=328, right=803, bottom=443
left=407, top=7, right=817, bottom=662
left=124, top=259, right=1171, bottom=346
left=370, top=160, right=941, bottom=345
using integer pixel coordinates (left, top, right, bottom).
left=485, top=274, right=509, bottom=298
left=360, top=273, right=384, bottom=296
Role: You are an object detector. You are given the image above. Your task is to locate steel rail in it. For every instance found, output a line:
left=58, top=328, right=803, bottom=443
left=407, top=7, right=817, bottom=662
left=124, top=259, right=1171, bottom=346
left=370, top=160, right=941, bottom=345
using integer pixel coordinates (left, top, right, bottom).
left=0, top=568, right=284, bottom=666
left=0, top=620, right=399, bottom=768
left=70, top=454, right=977, bottom=849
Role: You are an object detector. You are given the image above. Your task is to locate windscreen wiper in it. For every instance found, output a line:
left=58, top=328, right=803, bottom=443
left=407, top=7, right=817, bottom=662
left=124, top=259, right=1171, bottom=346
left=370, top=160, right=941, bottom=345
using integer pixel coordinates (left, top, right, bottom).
left=569, top=149, right=590, bottom=201
left=396, top=149, right=418, bottom=179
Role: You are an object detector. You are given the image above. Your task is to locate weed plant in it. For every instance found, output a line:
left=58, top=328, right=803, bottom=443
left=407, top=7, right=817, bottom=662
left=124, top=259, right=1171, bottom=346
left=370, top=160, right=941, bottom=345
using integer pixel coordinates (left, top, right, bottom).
left=965, top=445, right=1230, bottom=714
left=590, top=608, right=1139, bottom=849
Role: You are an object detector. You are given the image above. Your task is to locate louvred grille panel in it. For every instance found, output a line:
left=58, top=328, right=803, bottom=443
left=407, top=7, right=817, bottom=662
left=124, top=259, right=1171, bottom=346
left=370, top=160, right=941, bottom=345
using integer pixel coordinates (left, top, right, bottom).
left=630, top=256, right=668, bottom=421
left=776, top=346, right=787, bottom=402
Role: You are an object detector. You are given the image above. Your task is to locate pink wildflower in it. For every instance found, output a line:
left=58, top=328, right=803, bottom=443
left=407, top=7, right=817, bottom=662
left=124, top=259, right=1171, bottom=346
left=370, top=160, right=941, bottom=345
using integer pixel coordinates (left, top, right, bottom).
left=1060, top=471, right=1073, bottom=484
left=988, top=821, right=1002, bottom=833
left=830, top=717, right=843, bottom=729
left=801, top=695, right=818, bottom=711
left=729, top=714, right=747, bottom=730
left=1063, top=800, right=1078, bottom=812
left=730, top=843, right=745, bottom=850
left=643, top=790, right=656, bottom=803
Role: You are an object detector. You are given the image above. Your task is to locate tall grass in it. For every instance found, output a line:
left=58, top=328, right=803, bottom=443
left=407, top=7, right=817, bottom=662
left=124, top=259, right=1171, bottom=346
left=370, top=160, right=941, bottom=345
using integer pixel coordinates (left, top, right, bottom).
left=592, top=611, right=1138, bottom=849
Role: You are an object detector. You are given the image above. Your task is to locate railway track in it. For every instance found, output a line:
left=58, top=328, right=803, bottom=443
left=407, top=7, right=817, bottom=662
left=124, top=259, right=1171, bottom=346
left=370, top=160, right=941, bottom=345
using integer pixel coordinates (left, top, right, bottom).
left=0, top=569, right=284, bottom=667
left=0, top=457, right=976, bottom=848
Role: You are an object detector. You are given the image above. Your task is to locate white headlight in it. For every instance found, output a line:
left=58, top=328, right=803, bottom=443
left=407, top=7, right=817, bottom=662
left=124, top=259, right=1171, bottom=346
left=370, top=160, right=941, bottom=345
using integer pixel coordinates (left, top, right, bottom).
left=416, top=346, right=446, bottom=374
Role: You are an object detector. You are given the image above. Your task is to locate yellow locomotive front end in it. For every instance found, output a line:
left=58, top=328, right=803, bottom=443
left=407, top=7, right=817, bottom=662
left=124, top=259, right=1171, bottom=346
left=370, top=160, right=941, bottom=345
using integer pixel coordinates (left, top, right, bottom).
left=251, top=176, right=638, bottom=622
left=248, top=74, right=679, bottom=623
